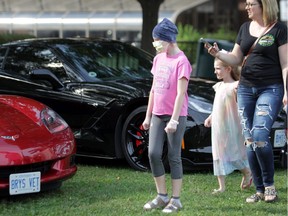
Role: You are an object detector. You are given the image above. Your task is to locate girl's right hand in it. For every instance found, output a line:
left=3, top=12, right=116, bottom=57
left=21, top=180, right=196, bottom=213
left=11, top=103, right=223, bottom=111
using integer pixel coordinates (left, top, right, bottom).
left=142, top=117, right=151, bottom=130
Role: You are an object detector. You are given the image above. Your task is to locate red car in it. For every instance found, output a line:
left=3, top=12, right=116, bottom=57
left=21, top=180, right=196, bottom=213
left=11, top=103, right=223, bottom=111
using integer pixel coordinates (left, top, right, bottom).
left=0, top=95, right=77, bottom=196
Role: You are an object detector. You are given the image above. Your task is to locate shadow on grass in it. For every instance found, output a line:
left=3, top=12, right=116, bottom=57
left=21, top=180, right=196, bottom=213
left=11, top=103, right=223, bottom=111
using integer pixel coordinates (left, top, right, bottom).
left=75, top=157, right=130, bottom=170
left=0, top=187, right=62, bottom=202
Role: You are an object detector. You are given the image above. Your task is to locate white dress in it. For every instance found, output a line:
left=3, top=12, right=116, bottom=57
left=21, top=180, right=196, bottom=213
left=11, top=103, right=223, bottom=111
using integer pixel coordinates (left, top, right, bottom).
left=211, top=81, right=249, bottom=176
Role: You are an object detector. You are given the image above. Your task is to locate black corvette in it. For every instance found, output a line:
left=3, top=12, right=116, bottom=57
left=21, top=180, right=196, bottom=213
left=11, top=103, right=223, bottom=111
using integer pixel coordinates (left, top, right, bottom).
left=0, top=38, right=286, bottom=171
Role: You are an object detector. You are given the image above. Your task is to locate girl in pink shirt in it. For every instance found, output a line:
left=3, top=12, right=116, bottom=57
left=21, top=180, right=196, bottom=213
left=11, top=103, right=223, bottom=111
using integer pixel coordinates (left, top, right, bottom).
left=142, top=18, right=192, bottom=214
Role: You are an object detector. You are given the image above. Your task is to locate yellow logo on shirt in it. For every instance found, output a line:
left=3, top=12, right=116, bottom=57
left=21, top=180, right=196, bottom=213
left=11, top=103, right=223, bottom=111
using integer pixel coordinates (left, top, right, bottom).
left=259, top=34, right=275, bottom=46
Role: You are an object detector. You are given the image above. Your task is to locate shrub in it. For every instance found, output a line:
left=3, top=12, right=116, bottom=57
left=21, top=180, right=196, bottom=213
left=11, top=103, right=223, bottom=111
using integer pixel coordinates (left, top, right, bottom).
left=177, top=24, right=237, bottom=64
left=0, top=34, right=35, bottom=44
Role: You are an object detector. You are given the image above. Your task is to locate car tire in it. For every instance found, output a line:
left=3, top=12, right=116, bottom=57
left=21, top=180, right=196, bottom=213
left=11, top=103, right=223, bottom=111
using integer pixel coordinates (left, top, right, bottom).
left=121, top=106, right=150, bottom=171
left=121, top=106, right=169, bottom=172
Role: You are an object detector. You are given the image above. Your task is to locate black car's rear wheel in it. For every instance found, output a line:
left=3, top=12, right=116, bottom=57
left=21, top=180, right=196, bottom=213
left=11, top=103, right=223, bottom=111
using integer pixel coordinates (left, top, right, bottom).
left=121, top=106, right=150, bottom=171
left=121, top=106, right=169, bottom=172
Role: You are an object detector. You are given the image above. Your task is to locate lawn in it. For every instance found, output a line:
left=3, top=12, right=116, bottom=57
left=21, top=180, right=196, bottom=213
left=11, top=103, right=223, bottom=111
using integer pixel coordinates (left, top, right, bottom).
left=0, top=159, right=287, bottom=216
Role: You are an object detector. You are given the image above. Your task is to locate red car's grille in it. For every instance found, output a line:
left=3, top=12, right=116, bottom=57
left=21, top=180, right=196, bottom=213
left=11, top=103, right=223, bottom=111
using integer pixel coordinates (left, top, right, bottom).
left=0, top=161, right=53, bottom=179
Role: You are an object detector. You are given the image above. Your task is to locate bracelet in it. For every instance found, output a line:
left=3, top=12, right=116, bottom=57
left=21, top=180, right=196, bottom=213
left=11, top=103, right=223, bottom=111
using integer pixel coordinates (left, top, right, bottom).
left=170, top=119, right=179, bottom=125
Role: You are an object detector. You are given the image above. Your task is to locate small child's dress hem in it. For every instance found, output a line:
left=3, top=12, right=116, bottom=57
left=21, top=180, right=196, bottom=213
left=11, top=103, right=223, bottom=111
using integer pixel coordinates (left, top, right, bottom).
left=213, top=159, right=250, bottom=176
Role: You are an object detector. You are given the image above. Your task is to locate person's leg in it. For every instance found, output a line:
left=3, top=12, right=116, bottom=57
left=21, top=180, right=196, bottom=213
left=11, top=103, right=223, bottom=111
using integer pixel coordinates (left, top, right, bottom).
left=144, top=115, right=169, bottom=210
left=251, top=84, right=283, bottom=202
left=237, top=85, right=265, bottom=202
left=148, top=115, right=166, bottom=179
left=237, top=85, right=263, bottom=192
left=212, top=176, right=225, bottom=194
left=240, top=167, right=252, bottom=190
left=151, top=175, right=166, bottom=194
left=230, top=159, right=252, bottom=190
left=238, top=84, right=284, bottom=203
left=166, top=117, right=186, bottom=194
left=162, top=116, right=186, bottom=213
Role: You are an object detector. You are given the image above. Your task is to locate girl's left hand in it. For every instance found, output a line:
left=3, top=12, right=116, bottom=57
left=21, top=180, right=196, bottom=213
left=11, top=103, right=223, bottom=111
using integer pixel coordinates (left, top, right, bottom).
left=164, top=119, right=178, bottom=133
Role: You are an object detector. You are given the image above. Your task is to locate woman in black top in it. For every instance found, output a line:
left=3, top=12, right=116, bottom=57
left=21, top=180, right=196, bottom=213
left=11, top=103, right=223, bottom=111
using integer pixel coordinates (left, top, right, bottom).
left=206, top=0, right=287, bottom=203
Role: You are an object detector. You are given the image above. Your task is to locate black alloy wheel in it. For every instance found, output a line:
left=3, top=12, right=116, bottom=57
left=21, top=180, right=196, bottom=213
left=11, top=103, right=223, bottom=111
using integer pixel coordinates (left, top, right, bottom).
left=121, top=106, right=169, bottom=172
left=121, top=106, right=150, bottom=171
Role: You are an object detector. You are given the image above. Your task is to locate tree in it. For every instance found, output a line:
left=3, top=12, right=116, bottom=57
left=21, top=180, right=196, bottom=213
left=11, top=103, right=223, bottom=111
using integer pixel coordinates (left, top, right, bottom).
left=137, top=0, right=164, bottom=55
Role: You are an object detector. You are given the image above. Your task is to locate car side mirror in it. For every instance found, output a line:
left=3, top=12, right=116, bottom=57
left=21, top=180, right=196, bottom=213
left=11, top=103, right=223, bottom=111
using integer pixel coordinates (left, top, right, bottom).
left=30, top=69, right=64, bottom=90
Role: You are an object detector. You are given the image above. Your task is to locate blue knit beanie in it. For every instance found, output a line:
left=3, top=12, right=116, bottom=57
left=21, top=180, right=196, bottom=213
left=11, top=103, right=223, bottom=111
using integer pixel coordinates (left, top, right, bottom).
left=152, top=18, right=178, bottom=43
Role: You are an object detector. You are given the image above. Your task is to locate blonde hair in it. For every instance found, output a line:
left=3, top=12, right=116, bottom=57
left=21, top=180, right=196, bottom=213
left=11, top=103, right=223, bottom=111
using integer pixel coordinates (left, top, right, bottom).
left=214, top=58, right=240, bottom=81
left=257, top=0, right=279, bottom=25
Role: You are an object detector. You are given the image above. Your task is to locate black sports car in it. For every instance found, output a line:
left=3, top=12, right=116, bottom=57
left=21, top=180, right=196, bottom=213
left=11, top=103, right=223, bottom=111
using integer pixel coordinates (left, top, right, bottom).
left=0, top=38, right=286, bottom=171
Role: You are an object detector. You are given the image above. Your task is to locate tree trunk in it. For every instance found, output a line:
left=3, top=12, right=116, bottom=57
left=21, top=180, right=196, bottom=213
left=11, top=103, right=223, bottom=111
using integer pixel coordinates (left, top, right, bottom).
left=137, top=0, right=164, bottom=55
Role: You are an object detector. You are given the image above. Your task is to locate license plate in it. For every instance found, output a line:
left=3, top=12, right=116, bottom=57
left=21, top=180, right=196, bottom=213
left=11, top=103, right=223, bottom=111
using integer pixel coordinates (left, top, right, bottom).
left=9, top=172, right=41, bottom=195
left=273, top=129, right=286, bottom=148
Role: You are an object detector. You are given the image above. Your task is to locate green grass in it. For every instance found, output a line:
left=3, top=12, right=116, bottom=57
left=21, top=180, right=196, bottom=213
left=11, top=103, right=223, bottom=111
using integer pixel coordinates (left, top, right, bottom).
left=0, top=159, right=287, bottom=216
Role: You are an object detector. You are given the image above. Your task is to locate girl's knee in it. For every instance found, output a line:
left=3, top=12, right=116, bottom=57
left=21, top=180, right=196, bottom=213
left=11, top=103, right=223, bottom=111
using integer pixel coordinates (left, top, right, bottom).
left=149, top=151, right=162, bottom=162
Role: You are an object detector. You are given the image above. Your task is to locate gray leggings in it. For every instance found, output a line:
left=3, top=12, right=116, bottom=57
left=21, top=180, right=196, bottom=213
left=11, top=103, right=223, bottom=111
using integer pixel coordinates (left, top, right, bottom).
left=148, top=114, right=187, bottom=179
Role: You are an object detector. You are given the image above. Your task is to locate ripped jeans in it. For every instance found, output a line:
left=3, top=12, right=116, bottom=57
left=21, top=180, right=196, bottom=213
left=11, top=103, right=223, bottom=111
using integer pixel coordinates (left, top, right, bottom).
left=237, top=83, right=284, bottom=193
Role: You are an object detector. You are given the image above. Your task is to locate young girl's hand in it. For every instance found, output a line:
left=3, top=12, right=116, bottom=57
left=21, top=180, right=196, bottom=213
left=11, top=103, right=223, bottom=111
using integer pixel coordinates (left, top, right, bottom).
left=165, top=119, right=178, bottom=133
left=142, top=117, right=151, bottom=130
left=204, top=116, right=212, bottom=127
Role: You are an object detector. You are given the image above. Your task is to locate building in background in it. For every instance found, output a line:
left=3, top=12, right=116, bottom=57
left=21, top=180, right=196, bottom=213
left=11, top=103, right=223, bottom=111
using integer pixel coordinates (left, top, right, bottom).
left=0, top=0, right=286, bottom=43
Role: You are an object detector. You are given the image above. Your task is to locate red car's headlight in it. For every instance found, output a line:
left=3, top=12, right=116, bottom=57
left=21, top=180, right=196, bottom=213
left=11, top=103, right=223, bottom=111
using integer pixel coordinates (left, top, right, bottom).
left=41, top=108, right=68, bottom=133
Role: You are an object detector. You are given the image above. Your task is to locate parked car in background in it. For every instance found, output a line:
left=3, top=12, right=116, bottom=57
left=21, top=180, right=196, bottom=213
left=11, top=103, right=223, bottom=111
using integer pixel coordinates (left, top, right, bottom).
left=0, top=38, right=286, bottom=172
left=0, top=95, right=77, bottom=196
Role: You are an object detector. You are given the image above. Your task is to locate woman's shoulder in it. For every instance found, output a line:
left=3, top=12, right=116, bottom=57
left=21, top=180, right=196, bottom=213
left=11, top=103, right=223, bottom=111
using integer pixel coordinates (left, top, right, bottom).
left=275, top=21, right=288, bottom=31
left=276, top=21, right=287, bottom=27
left=237, top=22, right=251, bottom=39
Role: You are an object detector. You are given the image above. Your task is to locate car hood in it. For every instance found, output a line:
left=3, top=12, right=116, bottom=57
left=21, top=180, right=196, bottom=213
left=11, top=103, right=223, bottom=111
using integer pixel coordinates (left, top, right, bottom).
left=78, top=77, right=215, bottom=104
left=0, top=97, right=74, bottom=166
left=78, top=78, right=153, bottom=103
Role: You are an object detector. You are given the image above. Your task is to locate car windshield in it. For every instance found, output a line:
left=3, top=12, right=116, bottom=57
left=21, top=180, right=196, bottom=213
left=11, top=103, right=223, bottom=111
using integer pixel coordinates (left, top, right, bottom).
left=55, top=41, right=153, bottom=81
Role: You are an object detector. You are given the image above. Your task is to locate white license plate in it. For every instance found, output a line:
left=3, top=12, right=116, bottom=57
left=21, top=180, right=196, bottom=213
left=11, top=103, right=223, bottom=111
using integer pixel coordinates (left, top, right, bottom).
left=9, top=172, right=41, bottom=195
left=273, top=129, right=286, bottom=148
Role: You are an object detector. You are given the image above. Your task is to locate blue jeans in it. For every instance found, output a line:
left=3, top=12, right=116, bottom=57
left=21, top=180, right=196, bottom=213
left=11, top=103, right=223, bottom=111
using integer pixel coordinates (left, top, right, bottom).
left=237, top=83, right=284, bottom=193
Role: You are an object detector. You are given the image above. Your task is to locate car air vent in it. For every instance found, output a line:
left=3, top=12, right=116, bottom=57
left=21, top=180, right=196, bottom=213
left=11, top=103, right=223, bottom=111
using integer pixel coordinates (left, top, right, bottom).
left=0, top=161, right=53, bottom=179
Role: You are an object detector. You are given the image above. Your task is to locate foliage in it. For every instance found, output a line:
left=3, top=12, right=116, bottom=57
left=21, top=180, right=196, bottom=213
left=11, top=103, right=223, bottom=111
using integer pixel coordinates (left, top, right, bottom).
left=177, top=23, right=237, bottom=42
left=177, top=24, right=237, bottom=64
left=0, top=34, right=35, bottom=44
left=177, top=24, right=201, bottom=41
left=0, top=160, right=286, bottom=216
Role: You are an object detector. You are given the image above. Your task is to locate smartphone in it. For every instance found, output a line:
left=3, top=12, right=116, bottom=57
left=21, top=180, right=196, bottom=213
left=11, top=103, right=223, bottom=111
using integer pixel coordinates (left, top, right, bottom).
left=200, top=38, right=213, bottom=49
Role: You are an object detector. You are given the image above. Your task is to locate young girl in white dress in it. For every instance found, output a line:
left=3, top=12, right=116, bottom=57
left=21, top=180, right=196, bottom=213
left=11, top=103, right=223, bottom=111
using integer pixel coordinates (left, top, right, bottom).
left=204, top=58, right=252, bottom=194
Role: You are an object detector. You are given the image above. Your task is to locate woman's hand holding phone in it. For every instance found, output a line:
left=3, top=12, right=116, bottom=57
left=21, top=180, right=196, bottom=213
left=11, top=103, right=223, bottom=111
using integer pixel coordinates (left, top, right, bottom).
left=201, top=38, right=220, bottom=57
left=200, top=38, right=212, bottom=49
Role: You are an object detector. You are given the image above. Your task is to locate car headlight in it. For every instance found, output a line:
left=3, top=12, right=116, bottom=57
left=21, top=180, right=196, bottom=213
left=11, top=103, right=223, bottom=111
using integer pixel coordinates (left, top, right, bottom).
left=188, top=96, right=212, bottom=114
left=41, top=108, right=68, bottom=133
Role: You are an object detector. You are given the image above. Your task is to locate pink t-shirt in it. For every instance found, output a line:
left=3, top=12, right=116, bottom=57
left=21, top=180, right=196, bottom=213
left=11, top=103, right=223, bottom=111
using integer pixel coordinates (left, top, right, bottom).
left=151, top=51, right=192, bottom=116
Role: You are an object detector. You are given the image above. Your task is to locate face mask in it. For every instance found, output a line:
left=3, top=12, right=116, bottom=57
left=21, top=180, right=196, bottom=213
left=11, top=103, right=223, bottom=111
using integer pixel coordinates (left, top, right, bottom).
left=152, top=41, right=164, bottom=52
